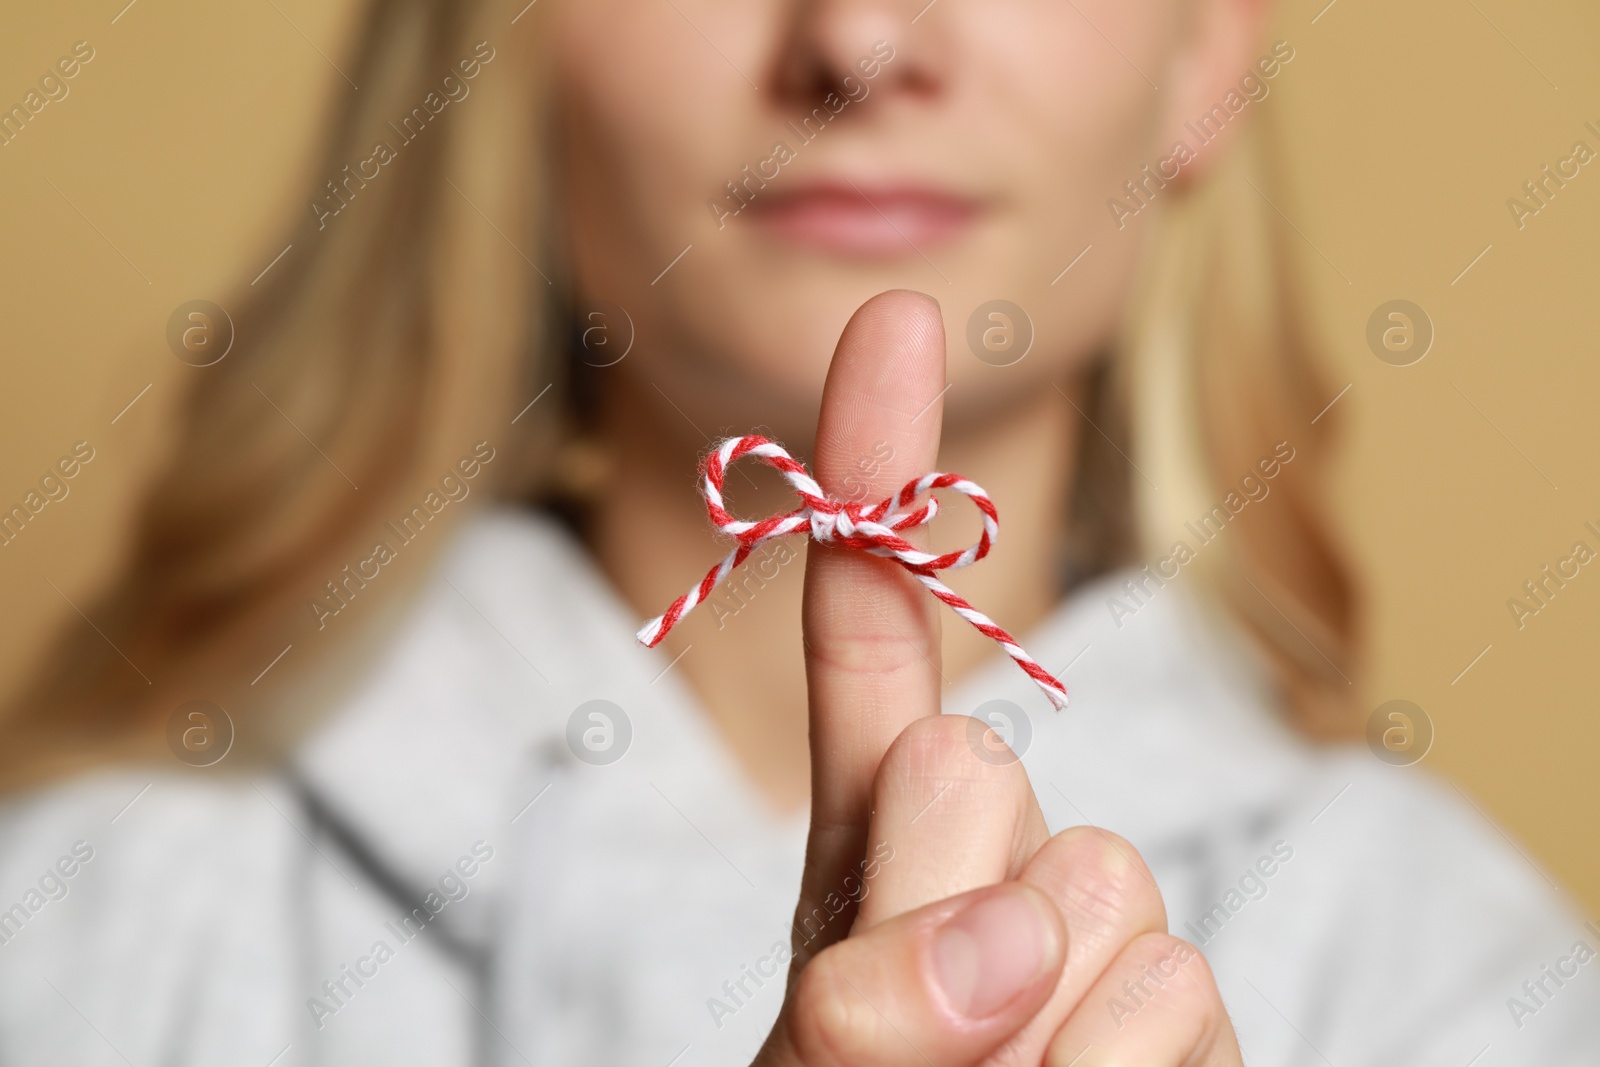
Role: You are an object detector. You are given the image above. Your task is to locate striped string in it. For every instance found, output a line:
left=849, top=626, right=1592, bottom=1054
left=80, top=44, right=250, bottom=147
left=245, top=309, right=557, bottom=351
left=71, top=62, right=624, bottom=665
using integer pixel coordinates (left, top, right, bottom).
left=636, top=435, right=1069, bottom=711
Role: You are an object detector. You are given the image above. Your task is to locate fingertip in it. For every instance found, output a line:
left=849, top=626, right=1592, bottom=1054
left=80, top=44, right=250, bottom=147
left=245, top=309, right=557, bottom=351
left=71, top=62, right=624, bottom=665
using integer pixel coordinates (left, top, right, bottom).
left=815, top=290, right=948, bottom=490
left=853, top=287, right=942, bottom=323
left=929, top=882, right=1067, bottom=1021
left=871, top=287, right=942, bottom=329
left=843, top=290, right=944, bottom=383
left=784, top=882, right=1067, bottom=1067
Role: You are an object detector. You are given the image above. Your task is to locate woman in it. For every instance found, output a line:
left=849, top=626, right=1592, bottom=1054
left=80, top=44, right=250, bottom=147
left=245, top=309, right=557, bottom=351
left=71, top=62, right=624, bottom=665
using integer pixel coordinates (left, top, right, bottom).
left=0, top=0, right=1593, bottom=1063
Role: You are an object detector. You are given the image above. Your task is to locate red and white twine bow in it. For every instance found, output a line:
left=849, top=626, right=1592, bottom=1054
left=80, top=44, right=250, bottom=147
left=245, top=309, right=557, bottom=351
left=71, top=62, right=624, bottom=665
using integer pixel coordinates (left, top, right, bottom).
left=636, top=435, right=1069, bottom=711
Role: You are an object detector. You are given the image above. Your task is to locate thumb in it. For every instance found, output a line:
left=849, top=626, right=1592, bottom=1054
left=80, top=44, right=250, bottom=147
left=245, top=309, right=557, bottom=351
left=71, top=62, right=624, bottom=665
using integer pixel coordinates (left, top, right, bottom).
left=756, top=882, right=1066, bottom=1067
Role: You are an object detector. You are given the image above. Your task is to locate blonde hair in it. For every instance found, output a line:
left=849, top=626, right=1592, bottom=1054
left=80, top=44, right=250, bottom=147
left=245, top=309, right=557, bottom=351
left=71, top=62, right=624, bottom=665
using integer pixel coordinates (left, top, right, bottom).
left=0, top=0, right=1356, bottom=787
left=1128, top=115, right=1357, bottom=737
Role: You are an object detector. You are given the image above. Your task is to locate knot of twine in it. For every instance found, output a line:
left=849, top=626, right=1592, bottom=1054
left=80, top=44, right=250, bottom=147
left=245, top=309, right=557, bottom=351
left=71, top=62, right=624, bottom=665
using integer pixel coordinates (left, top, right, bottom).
left=635, top=435, right=1069, bottom=711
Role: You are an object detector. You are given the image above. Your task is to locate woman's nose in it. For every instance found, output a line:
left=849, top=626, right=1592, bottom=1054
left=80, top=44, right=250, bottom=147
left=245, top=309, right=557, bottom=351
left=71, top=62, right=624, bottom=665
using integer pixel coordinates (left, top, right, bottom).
left=769, top=0, right=949, bottom=105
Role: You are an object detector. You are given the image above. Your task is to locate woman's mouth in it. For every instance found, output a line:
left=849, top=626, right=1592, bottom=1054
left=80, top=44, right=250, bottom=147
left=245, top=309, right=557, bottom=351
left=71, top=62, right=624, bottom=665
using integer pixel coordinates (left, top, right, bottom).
left=743, top=182, right=984, bottom=258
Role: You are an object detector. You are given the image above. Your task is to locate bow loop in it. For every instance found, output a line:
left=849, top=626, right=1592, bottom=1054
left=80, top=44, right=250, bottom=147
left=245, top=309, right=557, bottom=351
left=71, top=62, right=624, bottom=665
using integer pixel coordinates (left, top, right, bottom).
left=637, top=435, right=1068, bottom=710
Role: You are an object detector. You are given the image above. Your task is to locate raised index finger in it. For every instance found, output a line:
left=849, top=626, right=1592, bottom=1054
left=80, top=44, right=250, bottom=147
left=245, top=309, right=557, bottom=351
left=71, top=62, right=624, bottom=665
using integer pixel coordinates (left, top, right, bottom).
left=792, top=289, right=948, bottom=960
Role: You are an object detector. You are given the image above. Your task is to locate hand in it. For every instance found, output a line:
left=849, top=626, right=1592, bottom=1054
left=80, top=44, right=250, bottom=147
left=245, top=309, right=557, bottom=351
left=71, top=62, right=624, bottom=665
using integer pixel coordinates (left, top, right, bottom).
left=753, top=291, right=1243, bottom=1066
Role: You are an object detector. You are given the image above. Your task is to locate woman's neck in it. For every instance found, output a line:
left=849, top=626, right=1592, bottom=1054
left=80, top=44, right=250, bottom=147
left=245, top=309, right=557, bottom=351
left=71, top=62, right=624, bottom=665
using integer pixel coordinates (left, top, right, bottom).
left=590, top=372, right=1081, bottom=815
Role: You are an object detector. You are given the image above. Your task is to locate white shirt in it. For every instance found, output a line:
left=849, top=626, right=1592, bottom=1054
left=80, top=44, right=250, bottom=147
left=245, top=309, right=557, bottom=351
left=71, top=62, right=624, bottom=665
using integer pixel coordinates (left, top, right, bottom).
left=0, top=508, right=1594, bottom=1066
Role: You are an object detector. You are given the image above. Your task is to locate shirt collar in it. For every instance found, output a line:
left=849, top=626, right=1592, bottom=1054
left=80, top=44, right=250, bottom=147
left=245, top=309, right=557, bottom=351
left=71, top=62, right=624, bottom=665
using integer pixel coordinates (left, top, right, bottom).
left=293, top=507, right=1312, bottom=939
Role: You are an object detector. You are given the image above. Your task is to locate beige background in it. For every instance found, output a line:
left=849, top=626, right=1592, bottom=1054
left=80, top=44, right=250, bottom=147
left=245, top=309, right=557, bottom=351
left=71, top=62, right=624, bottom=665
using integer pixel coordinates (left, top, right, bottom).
left=1, top=1, right=1595, bottom=912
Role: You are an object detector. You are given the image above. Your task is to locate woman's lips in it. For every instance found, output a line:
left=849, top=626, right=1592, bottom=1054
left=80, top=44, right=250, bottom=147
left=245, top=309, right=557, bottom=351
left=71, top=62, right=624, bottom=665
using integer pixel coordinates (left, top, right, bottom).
left=743, top=184, right=983, bottom=257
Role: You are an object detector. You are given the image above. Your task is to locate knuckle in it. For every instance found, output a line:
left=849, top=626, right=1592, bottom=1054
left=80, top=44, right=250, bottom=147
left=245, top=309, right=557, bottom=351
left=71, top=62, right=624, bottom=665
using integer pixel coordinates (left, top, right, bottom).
left=803, top=585, right=936, bottom=676
left=1036, top=826, right=1166, bottom=936
left=1045, top=1039, right=1099, bottom=1067
left=1123, top=931, right=1192, bottom=974
left=791, top=949, right=886, bottom=1066
left=1045, top=934, right=1223, bottom=1066
left=803, top=626, right=929, bottom=678
left=1121, top=932, right=1224, bottom=1047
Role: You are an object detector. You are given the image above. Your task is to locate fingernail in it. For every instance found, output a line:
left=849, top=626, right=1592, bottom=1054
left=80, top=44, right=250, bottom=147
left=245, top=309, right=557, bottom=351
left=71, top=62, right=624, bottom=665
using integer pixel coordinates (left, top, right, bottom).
left=932, top=886, right=1056, bottom=1019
